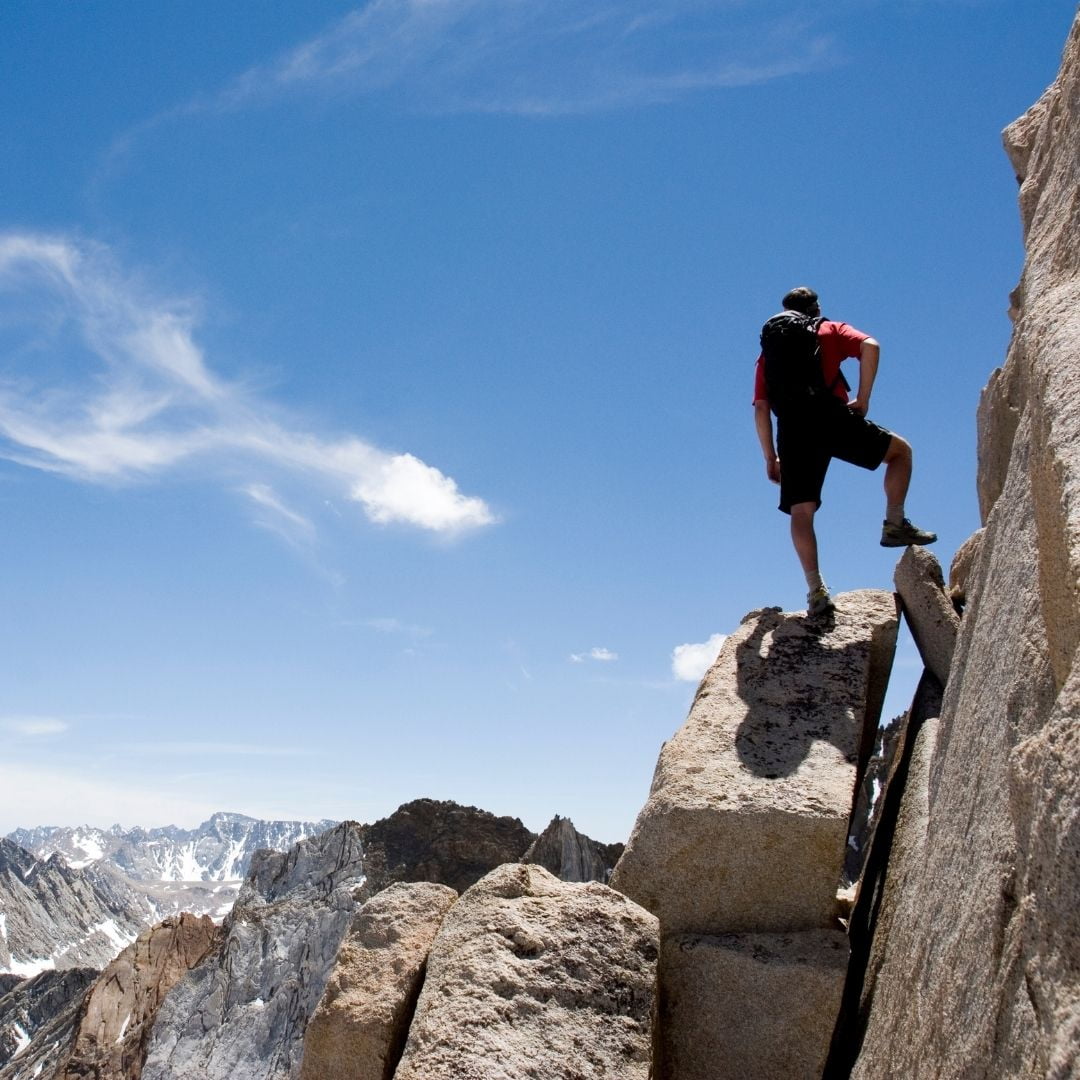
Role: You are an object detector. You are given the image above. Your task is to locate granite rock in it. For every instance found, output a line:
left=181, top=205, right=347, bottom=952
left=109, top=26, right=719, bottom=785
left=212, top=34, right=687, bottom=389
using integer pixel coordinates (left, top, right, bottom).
left=948, top=527, right=985, bottom=604
left=660, top=930, right=848, bottom=1080
left=393, top=863, right=658, bottom=1080
left=894, top=546, right=962, bottom=686
left=611, top=590, right=898, bottom=934
left=853, top=14, right=1080, bottom=1073
left=299, top=882, right=457, bottom=1080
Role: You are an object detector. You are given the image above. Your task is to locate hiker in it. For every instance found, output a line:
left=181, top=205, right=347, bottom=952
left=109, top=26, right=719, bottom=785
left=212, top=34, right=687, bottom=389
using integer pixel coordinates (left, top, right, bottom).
left=752, top=286, right=936, bottom=616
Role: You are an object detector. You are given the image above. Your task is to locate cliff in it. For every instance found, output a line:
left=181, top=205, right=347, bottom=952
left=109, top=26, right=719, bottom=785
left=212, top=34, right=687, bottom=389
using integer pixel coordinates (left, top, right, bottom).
left=850, top=12, right=1080, bottom=1076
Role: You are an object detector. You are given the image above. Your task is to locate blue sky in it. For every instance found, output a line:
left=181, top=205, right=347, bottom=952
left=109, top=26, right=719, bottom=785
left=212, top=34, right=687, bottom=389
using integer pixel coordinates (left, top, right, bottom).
left=0, top=1, right=1074, bottom=842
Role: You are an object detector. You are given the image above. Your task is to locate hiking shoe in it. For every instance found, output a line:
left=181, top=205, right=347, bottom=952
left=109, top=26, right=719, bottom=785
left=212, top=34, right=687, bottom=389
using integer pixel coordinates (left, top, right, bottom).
left=807, top=586, right=835, bottom=617
left=880, top=518, right=938, bottom=547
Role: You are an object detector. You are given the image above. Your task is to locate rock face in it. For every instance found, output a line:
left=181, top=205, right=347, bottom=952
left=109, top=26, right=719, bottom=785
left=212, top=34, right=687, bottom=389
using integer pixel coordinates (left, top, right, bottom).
left=522, top=816, right=623, bottom=883
left=0, top=839, right=148, bottom=977
left=853, top=14, right=1080, bottom=1075
left=357, top=799, right=536, bottom=897
left=299, top=882, right=457, bottom=1080
left=57, top=913, right=219, bottom=1080
left=612, top=590, right=898, bottom=934
left=393, top=863, right=658, bottom=1080
left=0, top=968, right=97, bottom=1080
left=141, top=823, right=364, bottom=1080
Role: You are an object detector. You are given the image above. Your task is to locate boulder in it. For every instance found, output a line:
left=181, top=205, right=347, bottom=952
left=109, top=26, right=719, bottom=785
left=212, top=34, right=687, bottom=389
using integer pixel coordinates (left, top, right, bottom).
left=299, top=882, right=457, bottom=1080
left=57, top=913, right=219, bottom=1080
left=893, top=547, right=961, bottom=686
left=611, top=590, right=898, bottom=934
left=393, top=863, right=658, bottom=1080
left=660, top=930, right=848, bottom=1080
left=521, top=816, right=623, bottom=883
left=141, top=823, right=365, bottom=1080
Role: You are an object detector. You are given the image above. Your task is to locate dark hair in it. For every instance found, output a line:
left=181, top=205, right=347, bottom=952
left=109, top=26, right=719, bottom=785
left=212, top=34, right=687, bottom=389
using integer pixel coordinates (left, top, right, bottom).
left=782, top=286, right=820, bottom=315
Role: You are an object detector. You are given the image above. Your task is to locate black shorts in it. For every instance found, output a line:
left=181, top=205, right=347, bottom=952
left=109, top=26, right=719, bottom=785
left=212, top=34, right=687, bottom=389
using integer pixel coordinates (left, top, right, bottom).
left=776, top=398, right=894, bottom=514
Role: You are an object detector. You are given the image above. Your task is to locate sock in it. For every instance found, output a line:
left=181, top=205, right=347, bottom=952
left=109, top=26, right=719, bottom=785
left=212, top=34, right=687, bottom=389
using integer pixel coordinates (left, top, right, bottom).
left=805, top=569, right=825, bottom=593
left=886, top=503, right=905, bottom=526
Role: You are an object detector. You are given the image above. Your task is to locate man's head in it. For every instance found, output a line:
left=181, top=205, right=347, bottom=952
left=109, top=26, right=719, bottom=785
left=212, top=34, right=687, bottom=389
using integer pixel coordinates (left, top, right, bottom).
left=782, top=286, right=820, bottom=316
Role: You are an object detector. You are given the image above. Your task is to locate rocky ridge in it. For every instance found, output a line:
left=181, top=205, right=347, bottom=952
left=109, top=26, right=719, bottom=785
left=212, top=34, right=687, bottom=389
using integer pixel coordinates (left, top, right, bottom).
left=57, top=913, right=219, bottom=1080
left=141, top=822, right=365, bottom=1080
left=0, top=840, right=149, bottom=978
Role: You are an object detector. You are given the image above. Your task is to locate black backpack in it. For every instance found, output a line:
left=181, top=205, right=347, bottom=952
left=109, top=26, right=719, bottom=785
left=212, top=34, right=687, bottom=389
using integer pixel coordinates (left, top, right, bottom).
left=760, top=311, right=840, bottom=416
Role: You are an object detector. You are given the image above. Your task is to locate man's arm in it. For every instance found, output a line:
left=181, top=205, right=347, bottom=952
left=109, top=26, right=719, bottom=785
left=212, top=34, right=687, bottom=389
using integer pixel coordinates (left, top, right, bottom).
left=754, top=400, right=781, bottom=484
left=848, top=337, right=880, bottom=416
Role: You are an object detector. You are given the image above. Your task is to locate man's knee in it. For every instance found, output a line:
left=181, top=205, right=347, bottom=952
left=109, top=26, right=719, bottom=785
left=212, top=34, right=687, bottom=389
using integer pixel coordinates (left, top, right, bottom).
left=790, top=501, right=817, bottom=525
left=884, top=435, right=912, bottom=463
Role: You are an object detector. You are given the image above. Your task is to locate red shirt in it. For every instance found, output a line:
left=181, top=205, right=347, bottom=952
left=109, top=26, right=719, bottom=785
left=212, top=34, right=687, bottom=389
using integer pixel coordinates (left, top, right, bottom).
left=752, top=320, right=869, bottom=405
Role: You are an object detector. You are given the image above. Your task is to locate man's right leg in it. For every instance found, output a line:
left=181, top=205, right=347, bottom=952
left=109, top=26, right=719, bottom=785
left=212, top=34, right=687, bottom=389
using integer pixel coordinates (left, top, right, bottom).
left=791, top=501, right=833, bottom=615
left=778, top=415, right=833, bottom=613
left=790, top=501, right=820, bottom=576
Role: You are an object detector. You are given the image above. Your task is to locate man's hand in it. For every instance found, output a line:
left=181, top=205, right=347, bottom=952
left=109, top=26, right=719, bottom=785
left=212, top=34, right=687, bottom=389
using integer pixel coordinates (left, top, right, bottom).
left=766, top=456, right=781, bottom=484
left=847, top=397, right=869, bottom=417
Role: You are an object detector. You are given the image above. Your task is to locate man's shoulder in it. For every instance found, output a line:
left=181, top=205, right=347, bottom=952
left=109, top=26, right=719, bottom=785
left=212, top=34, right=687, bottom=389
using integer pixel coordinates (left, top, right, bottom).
left=818, top=319, right=868, bottom=339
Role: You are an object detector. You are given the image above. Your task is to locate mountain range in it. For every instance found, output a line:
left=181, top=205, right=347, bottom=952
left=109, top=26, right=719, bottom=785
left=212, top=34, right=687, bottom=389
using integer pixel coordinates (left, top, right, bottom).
left=0, top=813, right=338, bottom=979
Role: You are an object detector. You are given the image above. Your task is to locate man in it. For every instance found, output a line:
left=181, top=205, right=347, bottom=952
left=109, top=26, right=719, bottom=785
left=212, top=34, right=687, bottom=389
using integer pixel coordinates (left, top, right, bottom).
left=753, top=286, right=936, bottom=616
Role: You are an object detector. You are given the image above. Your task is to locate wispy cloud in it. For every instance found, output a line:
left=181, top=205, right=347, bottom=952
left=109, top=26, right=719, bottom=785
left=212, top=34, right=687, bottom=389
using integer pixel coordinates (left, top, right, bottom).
left=182, top=1, right=836, bottom=117
left=242, top=483, right=317, bottom=547
left=671, top=632, right=726, bottom=682
left=570, top=646, right=618, bottom=663
left=0, top=716, right=70, bottom=737
left=0, top=233, right=496, bottom=537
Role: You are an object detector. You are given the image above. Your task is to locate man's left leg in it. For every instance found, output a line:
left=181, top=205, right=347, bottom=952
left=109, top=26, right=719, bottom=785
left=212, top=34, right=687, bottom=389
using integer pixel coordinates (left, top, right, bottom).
left=879, top=435, right=936, bottom=547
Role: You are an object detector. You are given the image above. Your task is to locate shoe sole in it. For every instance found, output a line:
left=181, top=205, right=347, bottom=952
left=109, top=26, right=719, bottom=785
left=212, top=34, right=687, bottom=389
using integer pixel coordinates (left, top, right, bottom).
left=880, top=536, right=937, bottom=548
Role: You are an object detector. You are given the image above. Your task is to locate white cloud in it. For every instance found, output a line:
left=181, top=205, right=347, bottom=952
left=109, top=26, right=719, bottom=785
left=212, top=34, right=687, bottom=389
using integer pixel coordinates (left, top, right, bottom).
left=0, top=716, right=69, bottom=737
left=570, top=646, right=619, bottom=663
left=671, top=633, right=727, bottom=682
left=0, top=233, right=496, bottom=536
left=206, top=1, right=835, bottom=116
